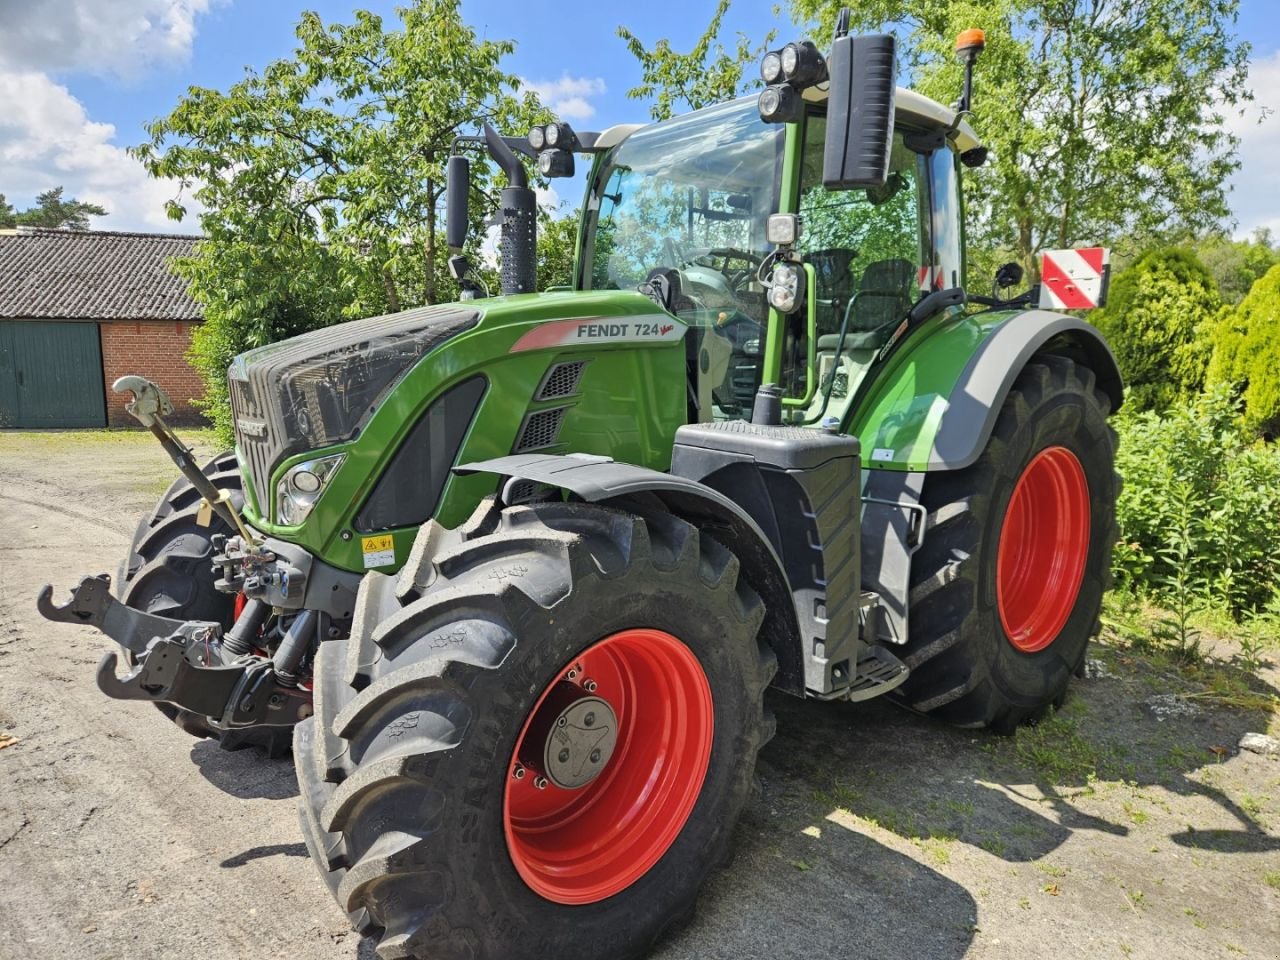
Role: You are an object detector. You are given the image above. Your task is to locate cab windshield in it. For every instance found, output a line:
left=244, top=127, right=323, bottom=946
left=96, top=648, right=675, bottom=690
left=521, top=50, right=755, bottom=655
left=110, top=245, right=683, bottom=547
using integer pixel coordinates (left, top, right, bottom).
left=582, top=98, right=783, bottom=317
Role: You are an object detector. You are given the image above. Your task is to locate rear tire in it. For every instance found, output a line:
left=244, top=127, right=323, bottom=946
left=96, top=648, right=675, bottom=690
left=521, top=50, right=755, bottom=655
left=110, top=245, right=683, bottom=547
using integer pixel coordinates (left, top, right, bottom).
left=896, top=356, right=1119, bottom=732
left=117, top=451, right=290, bottom=755
left=295, top=498, right=776, bottom=960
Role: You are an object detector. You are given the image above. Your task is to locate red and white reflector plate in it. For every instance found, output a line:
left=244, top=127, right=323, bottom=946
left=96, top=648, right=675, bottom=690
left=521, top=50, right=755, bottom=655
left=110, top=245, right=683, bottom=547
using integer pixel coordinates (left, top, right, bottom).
left=1039, top=247, right=1110, bottom=310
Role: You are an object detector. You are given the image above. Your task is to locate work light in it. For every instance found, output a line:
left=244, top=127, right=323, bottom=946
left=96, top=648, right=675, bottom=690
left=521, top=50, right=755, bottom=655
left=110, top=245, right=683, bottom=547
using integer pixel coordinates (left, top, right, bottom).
left=757, top=83, right=804, bottom=124
left=528, top=126, right=546, bottom=151
left=780, top=41, right=827, bottom=87
left=538, top=148, right=575, bottom=178
left=761, top=50, right=784, bottom=85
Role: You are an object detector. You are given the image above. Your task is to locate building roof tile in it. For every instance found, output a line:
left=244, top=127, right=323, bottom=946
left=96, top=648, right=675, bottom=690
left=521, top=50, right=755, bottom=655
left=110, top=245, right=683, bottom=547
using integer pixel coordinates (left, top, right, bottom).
left=0, top=228, right=203, bottom=321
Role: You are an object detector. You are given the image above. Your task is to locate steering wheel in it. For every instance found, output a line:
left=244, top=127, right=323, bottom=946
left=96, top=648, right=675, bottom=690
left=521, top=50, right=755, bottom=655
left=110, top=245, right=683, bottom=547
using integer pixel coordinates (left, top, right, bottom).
left=702, top=247, right=764, bottom=292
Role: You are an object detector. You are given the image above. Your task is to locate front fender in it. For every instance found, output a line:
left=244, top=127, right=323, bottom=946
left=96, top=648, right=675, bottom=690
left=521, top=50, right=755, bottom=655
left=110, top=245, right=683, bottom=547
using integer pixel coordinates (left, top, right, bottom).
left=849, top=308, right=1123, bottom=472
left=454, top=453, right=807, bottom=696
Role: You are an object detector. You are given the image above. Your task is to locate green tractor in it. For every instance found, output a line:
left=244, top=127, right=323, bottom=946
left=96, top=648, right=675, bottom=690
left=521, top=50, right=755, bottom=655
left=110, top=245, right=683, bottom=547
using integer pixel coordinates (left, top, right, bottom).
left=40, top=21, right=1121, bottom=960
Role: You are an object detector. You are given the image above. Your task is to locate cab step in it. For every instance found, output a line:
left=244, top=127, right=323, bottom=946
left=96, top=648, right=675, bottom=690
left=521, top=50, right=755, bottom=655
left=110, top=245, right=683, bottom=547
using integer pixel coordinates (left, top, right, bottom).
left=845, top=645, right=910, bottom=702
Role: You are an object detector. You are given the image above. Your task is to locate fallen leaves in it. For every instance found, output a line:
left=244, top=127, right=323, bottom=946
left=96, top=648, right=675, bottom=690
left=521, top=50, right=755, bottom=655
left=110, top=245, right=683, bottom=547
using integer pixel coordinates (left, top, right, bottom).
left=0, top=732, right=18, bottom=750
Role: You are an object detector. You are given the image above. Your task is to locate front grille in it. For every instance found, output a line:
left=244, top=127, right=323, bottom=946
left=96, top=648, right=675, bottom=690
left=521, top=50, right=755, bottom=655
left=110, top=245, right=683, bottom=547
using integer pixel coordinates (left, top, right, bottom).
left=229, top=376, right=277, bottom=517
left=514, top=406, right=568, bottom=452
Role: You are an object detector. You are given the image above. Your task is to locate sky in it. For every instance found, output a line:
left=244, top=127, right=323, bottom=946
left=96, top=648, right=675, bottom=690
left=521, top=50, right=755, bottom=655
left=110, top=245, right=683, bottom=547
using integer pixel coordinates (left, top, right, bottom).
left=1, top=0, right=1277, bottom=240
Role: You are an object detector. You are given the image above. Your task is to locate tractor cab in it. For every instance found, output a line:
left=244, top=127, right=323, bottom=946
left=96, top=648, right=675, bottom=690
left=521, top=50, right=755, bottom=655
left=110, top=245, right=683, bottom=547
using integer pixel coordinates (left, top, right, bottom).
left=577, top=87, right=980, bottom=426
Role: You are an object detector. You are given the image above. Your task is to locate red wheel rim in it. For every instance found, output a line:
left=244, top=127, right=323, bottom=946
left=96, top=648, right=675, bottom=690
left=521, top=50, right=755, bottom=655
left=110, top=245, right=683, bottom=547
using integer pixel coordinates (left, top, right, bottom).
left=996, top=446, right=1091, bottom=653
left=504, top=628, right=714, bottom=904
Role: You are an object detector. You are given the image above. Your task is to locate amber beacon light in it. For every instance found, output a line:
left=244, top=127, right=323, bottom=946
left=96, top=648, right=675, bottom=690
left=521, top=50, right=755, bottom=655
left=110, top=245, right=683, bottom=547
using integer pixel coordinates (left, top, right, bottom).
left=953, top=28, right=985, bottom=113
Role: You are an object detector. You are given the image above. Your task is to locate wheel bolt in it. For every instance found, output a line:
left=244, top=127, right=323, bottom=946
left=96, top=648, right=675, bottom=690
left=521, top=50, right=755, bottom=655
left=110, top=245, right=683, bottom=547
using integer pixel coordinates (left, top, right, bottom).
left=584, top=679, right=598, bottom=692
left=584, top=712, right=595, bottom=727
left=557, top=716, right=568, bottom=728
left=566, top=668, right=579, bottom=681
left=558, top=748, right=571, bottom=763
left=512, top=764, right=525, bottom=780
left=590, top=749, right=601, bottom=764
left=534, top=776, right=549, bottom=790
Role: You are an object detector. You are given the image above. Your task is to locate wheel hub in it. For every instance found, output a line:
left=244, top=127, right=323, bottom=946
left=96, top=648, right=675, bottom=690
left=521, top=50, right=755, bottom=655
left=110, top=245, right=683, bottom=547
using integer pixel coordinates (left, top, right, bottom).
left=519, top=682, right=618, bottom=790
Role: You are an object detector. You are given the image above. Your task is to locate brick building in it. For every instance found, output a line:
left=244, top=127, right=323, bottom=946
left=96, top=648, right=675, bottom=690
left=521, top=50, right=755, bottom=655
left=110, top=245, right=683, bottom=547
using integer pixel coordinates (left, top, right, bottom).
left=0, top=228, right=206, bottom=428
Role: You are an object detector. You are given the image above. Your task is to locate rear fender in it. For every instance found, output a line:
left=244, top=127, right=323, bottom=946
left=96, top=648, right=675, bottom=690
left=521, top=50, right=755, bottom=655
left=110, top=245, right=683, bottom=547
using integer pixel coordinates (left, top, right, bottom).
left=850, top=308, right=1123, bottom=472
left=455, top=454, right=806, bottom=696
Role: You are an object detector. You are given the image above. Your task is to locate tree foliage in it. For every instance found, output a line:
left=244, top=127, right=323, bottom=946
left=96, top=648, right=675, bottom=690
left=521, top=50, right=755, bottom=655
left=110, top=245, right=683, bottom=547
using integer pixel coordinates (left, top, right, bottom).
left=1112, top=386, right=1280, bottom=619
left=1091, top=248, right=1221, bottom=412
left=0, top=187, right=107, bottom=230
left=536, top=212, right=580, bottom=290
left=132, top=0, right=550, bottom=437
left=1193, top=228, right=1279, bottom=305
left=618, top=0, right=776, bottom=121
left=791, top=0, right=1251, bottom=275
left=1207, top=262, right=1280, bottom=437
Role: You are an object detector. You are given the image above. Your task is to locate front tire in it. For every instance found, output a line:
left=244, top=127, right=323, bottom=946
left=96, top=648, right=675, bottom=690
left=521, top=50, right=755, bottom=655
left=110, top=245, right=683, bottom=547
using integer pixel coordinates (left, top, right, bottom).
left=117, top=451, right=291, bottom=754
left=295, top=499, right=775, bottom=960
left=896, top=356, right=1119, bottom=732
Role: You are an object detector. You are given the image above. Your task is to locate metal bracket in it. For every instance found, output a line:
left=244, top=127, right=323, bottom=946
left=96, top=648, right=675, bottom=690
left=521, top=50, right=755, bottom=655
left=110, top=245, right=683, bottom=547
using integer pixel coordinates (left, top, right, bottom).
left=37, top=574, right=220, bottom=657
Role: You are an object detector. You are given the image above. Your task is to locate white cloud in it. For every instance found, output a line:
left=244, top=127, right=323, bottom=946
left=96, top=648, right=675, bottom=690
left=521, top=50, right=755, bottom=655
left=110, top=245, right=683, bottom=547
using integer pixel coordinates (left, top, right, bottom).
left=1224, top=51, right=1280, bottom=240
left=0, top=1, right=216, bottom=233
left=522, top=74, right=607, bottom=122
left=0, top=0, right=218, bottom=79
left=0, top=70, right=196, bottom=233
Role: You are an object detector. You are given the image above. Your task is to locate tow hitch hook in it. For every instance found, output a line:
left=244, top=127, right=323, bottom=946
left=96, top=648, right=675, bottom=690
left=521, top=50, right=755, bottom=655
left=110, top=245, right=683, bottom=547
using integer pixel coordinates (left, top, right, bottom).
left=37, top=575, right=303, bottom=728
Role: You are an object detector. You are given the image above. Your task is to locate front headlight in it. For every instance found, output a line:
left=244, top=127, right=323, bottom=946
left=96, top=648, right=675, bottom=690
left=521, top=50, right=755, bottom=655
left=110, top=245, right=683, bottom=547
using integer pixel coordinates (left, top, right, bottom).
left=276, top=454, right=345, bottom=525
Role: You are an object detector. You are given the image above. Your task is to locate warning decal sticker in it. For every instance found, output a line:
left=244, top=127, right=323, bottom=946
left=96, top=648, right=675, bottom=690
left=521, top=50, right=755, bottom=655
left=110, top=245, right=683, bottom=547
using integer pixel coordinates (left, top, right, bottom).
left=361, top=534, right=396, bottom=569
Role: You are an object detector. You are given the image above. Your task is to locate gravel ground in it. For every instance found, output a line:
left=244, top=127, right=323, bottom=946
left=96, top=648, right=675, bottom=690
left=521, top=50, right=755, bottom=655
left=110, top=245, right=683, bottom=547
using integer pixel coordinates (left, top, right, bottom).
left=1, top=430, right=1277, bottom=960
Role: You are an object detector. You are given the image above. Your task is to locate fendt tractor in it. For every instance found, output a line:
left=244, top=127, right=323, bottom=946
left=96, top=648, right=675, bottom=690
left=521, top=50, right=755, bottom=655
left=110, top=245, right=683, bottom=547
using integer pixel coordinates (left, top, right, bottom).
left=40, top=18, right=1121, bottom=960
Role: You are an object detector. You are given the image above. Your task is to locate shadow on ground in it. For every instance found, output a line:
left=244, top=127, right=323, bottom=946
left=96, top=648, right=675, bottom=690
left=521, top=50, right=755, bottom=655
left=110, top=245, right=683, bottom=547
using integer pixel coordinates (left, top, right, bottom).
left=191, top=737, right=300, bottom=800
left=757, top=643, right=1279, bottom=868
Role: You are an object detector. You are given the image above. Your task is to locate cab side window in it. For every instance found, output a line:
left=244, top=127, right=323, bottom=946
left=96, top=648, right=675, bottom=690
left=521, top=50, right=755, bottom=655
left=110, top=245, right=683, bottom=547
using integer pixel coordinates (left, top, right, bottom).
left=797, top=115, right=927, bottom=346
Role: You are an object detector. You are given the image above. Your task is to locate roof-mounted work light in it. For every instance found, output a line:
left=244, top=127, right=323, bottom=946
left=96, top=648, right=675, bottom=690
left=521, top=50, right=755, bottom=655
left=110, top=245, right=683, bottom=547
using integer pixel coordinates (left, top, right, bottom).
left=758, top=37, right=828, bottom=124
left=761, top=50, right=784, bottom=85
left=780, top=41, right=827, bottom=87
left=757, top=83, right=805, bottom=125
left=526, top=121, right=581, bottom=177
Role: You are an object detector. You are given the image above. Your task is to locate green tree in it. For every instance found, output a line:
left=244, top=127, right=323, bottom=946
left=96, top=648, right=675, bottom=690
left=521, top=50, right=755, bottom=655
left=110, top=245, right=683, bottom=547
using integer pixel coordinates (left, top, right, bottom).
left=131, top=0, right=549, bottom=439
left=3, top=187, right=108, bottom=230
left=618, top=0, right=776, bottom=120
left=791, top=0, right=1251, bottom=276
left=1193, top=228, right=1279, bottom=305
left=1208, top=262, right=1280, bottom=436
left=1091, top=248, right=1221, bottom=412
left=537, top=212, right=581, bottom=290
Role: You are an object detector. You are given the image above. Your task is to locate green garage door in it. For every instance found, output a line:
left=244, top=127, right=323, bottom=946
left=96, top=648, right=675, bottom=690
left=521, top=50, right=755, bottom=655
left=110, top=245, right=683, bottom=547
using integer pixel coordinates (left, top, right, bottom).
left=0, top=320, right=106, bottom=428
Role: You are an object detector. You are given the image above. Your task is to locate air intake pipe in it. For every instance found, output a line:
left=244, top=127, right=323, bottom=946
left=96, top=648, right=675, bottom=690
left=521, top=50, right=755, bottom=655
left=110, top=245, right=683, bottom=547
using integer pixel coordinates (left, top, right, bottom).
left=483, top=122, right=537, bottom=297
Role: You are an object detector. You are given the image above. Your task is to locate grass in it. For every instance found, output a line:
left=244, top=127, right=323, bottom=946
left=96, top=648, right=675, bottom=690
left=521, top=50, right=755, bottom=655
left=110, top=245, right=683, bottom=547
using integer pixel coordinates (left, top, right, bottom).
left=0, top=427, right=219, bottom=448
left=986, top=701, right=1125, bottom=785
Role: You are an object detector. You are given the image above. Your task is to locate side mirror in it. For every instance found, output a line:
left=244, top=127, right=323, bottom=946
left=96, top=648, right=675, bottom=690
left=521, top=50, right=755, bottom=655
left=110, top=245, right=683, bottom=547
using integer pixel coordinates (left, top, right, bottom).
left=445, top=155, right=469, bottom=252
left=823, top=33, right=897, bottom=189
left=995, top=261, right=1024, bottom=290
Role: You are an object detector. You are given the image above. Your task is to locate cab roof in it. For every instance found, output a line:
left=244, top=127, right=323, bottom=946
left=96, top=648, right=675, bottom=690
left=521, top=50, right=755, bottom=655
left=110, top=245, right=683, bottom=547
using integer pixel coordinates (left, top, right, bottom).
left=596, top=88, right=982, bottom=154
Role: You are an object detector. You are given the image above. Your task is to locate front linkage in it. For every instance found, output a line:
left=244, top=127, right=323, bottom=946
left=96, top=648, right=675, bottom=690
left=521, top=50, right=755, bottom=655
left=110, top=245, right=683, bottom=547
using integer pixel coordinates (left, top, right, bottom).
left=38, top=376, right=359, bottom=737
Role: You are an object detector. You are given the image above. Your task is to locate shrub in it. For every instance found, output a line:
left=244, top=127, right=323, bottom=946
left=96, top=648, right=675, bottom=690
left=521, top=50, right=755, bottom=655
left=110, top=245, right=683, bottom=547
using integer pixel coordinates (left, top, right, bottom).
left=1207, top=262, right=1280, bottom=438
left=1112, top=386, right=1280, bottom=619
left=1091, top=248, right=1222, bottom=412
